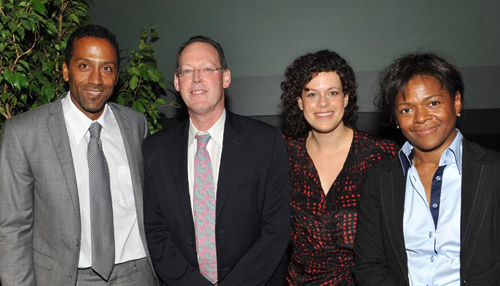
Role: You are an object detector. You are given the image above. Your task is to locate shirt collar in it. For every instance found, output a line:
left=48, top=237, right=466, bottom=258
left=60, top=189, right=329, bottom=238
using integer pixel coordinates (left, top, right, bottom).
left=399, top=129, right=463, bottom=176
left=62, top=91, right=113, bottom=144
left=188, top=109, right=226, bottom=149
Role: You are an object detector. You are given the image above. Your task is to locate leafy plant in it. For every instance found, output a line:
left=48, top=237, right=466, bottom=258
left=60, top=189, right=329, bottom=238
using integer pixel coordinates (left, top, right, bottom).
left=116, top=25, right=180, bottom=134
left=0, top=0, right=89, bottom=131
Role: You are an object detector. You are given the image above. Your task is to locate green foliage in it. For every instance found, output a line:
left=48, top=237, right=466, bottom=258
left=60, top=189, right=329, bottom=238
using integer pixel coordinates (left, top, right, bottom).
left=116, top=24, right=180, bottom=134
left=0, top=1, right=175, bottom=137
left=0, top=0, right=89, bottom=131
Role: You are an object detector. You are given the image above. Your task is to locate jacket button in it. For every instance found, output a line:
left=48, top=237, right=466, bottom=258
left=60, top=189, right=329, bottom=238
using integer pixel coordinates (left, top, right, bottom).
left=189, top=239, right=194, bottom=246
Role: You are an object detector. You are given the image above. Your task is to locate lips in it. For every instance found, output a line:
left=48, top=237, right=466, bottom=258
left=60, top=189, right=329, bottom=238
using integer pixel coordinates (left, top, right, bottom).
left=190, top=90, right=207, bottom=95
left=412, top=125, right=439, bottom=135
left=315, top=112, right=333, bottom=118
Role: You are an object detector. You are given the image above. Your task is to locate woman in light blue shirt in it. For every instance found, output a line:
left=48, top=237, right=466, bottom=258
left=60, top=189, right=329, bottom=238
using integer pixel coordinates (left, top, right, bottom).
left=354, top=52, right=500, bottom=286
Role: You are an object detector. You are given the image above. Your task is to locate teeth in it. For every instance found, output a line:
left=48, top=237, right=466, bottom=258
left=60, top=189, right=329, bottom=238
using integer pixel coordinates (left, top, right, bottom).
left=191, top=90, right=204, bottom=94
left=316, top=112, right=333, bottom=116
left=87, top=91, right=101, bottom=95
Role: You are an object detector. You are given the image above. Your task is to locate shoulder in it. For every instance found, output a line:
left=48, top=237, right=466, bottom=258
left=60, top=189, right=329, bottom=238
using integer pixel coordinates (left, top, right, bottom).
left=2, top=100, right=59, bottom=137
left=464, top=138, right=500, bottom=166
left=355, top=129, right=399, bottom=159
left=228, top=112, right=280, bottom=134
left=143, top=119, right=187, bottom=149
left=109, top=102, right=146, bottom=122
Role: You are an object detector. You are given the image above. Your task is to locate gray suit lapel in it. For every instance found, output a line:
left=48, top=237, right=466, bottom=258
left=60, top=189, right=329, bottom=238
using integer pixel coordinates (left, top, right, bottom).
left=110, top=104, right=145, bottom=228
left=46, top=96, right=80, bottom=217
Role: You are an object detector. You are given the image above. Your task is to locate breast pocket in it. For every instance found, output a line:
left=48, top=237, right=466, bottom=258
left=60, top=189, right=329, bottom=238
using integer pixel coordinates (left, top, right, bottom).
left=113, top=166, right=136, bottom=207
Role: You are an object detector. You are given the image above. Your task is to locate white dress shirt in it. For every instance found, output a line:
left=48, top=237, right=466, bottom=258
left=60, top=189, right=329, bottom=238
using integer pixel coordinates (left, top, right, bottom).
left=400, top=130, right=463, bottom=286
left=62, top=94, right=147, bottom=268
left=187, top=109, right=226, bottom=215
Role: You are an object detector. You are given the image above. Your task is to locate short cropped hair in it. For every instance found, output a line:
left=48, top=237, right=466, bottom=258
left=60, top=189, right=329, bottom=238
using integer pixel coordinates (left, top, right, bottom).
left=175, top=35, right=227, bottom=69
left=65, top=24, right=120, bottom=68
left=280, top=49, right=358, bottom=138
left=376, top=52, right=464, bottom=124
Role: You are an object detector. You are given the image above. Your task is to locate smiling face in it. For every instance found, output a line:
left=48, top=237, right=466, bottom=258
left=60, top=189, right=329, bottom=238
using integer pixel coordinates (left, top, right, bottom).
left=62, top=37, right=118, bottom=120
left=174, top=42, right=231, bottom=120
left=297, top=71, right=349, bottom=135
left=395, top=75, right=461, bottom=154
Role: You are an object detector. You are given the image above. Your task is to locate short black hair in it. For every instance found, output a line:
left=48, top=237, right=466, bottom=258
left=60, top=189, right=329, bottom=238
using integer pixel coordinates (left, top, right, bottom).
left=175, top=35, right=227, bottom=70
left=376, top=52, right=464, bottom=124
left=65, top=24, right=120, bottom=68
left=280, top=49, right=359, bottom=138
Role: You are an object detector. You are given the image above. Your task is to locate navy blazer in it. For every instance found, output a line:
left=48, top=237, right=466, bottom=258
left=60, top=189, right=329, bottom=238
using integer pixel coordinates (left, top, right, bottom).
left=354, top=139, right=500, bottom=286
left=143, top=111, right=290, bottom=286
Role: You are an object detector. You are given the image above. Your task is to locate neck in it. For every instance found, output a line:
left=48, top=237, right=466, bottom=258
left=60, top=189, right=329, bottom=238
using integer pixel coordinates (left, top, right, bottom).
left=307, top=124, right=352, bottom=152
left=189, top=109, right=224, bottom=132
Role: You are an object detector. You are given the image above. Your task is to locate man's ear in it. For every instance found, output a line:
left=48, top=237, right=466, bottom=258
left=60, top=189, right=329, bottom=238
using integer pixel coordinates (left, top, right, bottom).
left=62, top=62, right=69, bottom=82
left=174, top=75, right=180, bottom=92
left=223, top=69, right=231, bottom=89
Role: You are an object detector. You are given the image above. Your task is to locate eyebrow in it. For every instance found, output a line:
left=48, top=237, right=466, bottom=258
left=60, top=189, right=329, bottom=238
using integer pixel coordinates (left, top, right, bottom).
left=74, top=58, right=117, bottom=66
left=303, top=86, right=341, bottom=92
left=396, top=94, right=445, bottom=107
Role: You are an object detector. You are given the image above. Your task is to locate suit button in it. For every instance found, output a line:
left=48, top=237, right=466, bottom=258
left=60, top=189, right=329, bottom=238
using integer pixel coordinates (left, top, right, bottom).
left=189, top=239, right=194, bottom=246
left=76, top=239, right=80, bottom=246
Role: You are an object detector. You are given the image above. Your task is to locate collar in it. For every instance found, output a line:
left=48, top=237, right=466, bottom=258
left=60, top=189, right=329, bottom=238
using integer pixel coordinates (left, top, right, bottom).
left=399, top=129, right=463, bottom=176
left=188, top=109, right=226, bottom=149
left=62, top=91, right=113, bottom=144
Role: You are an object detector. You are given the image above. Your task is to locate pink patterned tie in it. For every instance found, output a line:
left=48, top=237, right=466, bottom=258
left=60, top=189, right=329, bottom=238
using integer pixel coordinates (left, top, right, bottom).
left=194, top=133, right=217, bottom=284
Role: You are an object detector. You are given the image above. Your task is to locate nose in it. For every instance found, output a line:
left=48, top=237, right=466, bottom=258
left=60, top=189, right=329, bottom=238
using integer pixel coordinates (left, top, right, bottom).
left=414, top=106, right=431, bottom=123
left=89, top=68, right=102, bottom=85
left=192, top=69, right=202, bottom=83
left=318, top=94, right=330, bottom=107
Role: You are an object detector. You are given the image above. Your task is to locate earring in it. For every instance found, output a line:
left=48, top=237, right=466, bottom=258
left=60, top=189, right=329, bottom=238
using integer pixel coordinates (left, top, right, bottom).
left=396, top=125, right=400, bottom=129
left=457, top=113, right=461, bottom=117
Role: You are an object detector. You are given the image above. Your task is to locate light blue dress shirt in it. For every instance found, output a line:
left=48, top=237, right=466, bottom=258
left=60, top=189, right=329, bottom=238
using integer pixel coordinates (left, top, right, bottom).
left=399, top=130, right=463, bottom=286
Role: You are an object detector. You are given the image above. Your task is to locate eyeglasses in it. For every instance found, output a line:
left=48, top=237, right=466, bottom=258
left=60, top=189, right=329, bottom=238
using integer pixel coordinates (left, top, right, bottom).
left=175, top=67, right=226, bottom=78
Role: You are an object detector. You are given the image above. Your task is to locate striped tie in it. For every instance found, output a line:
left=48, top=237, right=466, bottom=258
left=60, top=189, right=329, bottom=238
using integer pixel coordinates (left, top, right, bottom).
left=193, top=133, right=217, bottom=284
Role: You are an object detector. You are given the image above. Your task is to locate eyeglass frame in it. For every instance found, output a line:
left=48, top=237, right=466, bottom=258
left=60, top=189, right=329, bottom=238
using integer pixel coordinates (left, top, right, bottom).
left=174, top=67, right=226, bottom=78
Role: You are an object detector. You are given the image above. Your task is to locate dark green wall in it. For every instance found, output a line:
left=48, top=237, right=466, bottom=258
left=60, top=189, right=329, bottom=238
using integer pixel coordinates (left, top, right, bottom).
left=90, top=0, right=500, bottom=117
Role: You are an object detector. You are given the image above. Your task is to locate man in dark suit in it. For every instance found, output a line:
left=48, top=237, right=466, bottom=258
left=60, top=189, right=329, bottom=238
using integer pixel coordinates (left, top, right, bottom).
left=143, top=35, right=290, bottom=286
left=0, top=25, right=157, bottom=285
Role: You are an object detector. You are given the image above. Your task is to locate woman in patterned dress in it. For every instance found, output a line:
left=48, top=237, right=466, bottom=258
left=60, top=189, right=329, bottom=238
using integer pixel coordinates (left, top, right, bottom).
left=280, top=50, right=397, bottom=285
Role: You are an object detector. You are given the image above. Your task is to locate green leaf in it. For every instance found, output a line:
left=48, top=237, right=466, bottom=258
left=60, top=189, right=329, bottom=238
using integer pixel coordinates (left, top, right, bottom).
left=3, top=70, right=14, bottom=85
left=8, top=21, right=17, bottom=33
left=18, top=60, right=30, bottom=70
left=0, top=106, right=5, bottom=114
left=12, top=73, right=29, bottom=91
left=0, top=43, right=5, bottom=52
left=32, top=0, right=47, bottom=15
left=44, top=85, right=55, bottom=101
left=133, top=101, right=145, bottom=113
left=17, top=26, right=25, bottom=40
left=147, top=70, right=160, bottom=82
left=1, top=93, right=9, bottom=102
left=1, top=16, right=12, bottom=25
left=21, top=19, right=31, bottom=31
left=20, top=94, right=28, bottom=103
left=69, top=14, right=80, bottom=24
left=130, top=76, right=139, bottom=90
left=128, top=67, right=141, bottom=76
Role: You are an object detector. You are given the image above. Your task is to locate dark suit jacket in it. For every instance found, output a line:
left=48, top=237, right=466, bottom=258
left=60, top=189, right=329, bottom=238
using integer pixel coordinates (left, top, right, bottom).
left=354, top=139, right=500, bottom=286
left=143, top=111, right=290, bottom=286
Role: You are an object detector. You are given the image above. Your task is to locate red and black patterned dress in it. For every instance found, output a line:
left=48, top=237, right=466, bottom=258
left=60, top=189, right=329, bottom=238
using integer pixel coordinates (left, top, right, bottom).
left=286, top=129, right=397, bottom=285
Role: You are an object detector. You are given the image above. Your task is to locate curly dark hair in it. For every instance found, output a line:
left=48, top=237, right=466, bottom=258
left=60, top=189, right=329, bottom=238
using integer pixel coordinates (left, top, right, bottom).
left=280, top=49, right=358, bottom=138
left=376, top=52, right=464, bottom=125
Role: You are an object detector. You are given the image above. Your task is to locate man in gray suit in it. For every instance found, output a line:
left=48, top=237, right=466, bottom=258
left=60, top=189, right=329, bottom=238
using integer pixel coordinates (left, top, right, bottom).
left=0, top=25, right=156, bottom=285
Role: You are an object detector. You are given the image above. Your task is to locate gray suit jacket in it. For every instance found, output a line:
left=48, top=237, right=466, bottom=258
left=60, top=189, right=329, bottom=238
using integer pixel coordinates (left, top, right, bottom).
left=0, top=95, right=154, bottom=285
